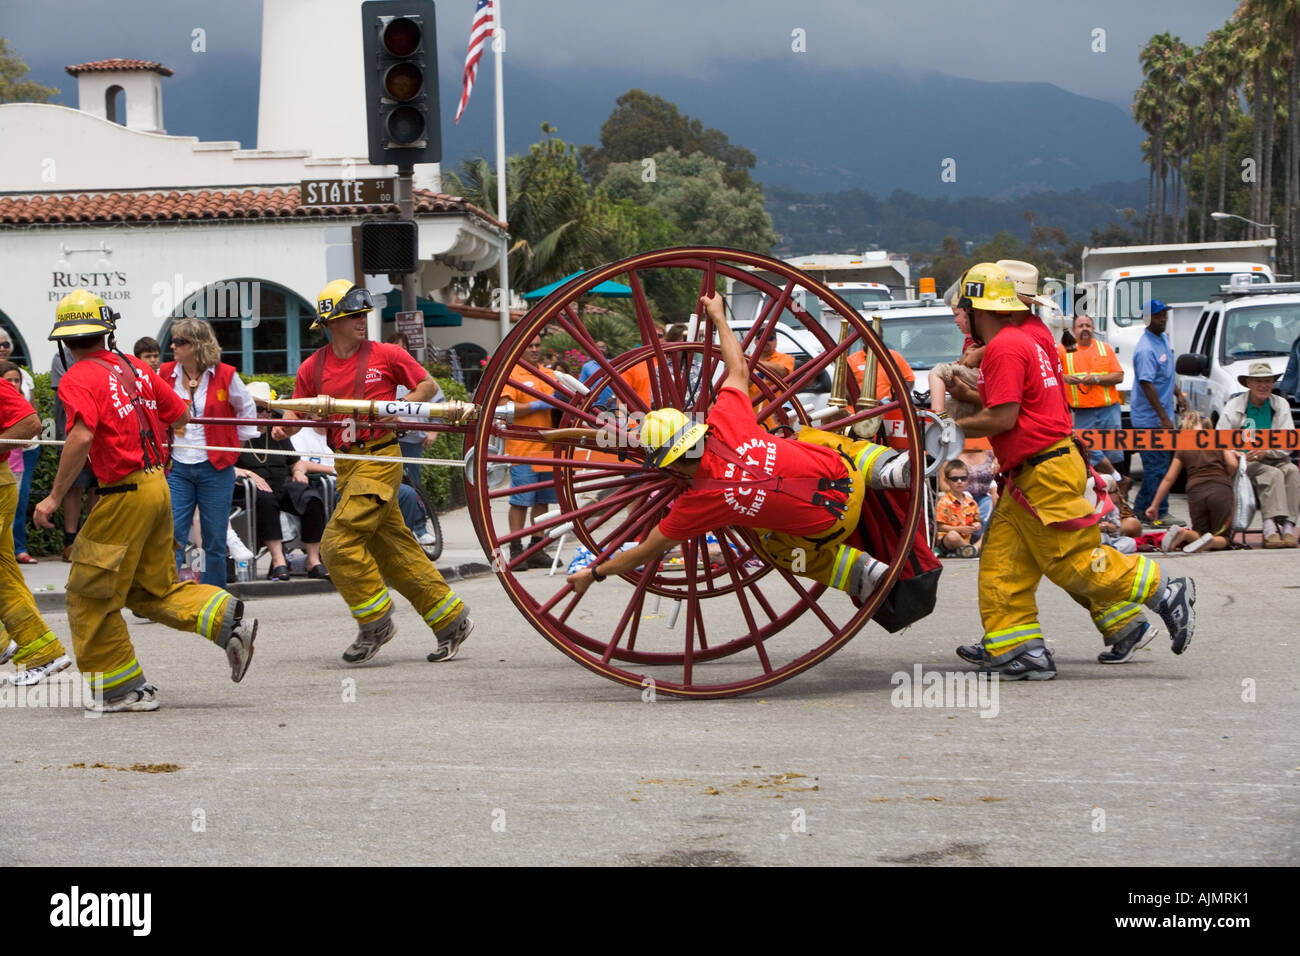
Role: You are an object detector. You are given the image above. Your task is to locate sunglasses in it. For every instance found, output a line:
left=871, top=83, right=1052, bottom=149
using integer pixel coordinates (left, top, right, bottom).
left=0, top=342, right=11, bottom=349
left=171, top=338, right=191, bottom=347
left=948, top=475, right=969, bottom=481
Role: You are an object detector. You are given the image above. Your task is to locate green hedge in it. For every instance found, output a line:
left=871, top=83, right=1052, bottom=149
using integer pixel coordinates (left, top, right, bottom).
left=20, top=367, right=469, bottom=556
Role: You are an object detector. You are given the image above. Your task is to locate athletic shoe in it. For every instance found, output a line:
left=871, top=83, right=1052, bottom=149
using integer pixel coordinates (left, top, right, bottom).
left=428, top=609, right=473, bottom=663
left=848, top=554, right=887, bottom=601
left=872, top=452, right=911, bottom=490
left=342, top=613, right=396, bottom=664
left=9, top=654, right=72, bottom=686
left=1263, top=534, right=1286, bottom=549
left=0, top=639, right=15, bottom=666
left=981, top=647, right=1056, bottom=681
left=1182, top=532, right=1214, bottom=554
left=88, top=683, right=160, bottom=713
left=1154, top=577, right=1196, bottom=655
left=955, top=642, right=986, bottom=664
left=1097, top=620, right=1156, bottom=664
left=1159, top=526, right=1185, bottom=553
left=417, top=531, right=438, bottom=556
left=225, top=616, right=258, bottom=683
left=1144, top=514, right=1175, bottom=529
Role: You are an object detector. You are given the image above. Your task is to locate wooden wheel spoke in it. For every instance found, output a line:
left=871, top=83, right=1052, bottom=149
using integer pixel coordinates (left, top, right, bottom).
left=627, top=270, right=680, bottom=409
left=714, top=534, right=772, bottom=674
left=769, top=562, right=839, bottom=634
left=554, top=306, right=649, bottom=412
left=717, top=529, right=779, bottom=622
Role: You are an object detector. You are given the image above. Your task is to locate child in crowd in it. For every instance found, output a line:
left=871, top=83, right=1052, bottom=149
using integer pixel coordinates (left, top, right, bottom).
left=934, top=459, right=982, bottom=557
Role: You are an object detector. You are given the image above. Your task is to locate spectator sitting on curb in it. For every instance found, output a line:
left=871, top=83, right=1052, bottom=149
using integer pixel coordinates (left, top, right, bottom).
left=934, top=459, right=982, bottom=557
left=1145, top=411, right=1234, bottom=552
left=1217, top=362, right=1299, bottom=548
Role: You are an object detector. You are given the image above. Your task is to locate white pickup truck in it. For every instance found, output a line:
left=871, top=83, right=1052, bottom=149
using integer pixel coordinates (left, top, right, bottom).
left=1076, top=239, right=1276, bottom=416
left=1176, top=281, right=1300, bottom=423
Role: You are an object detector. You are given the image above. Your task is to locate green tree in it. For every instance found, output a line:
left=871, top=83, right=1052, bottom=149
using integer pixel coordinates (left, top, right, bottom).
left=600, top=148, right=777, bottom=255
left=445, top=124, right=612, bottom=306
left=0, top=38, right=58, bottom=103
left=581, top=89, right=756, bottom=190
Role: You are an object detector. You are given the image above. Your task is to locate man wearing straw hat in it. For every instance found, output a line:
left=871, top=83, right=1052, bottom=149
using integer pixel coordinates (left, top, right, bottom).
left=1219, top=361, right=1299, bottom=547
left=281, top=280, right=473, bottom=665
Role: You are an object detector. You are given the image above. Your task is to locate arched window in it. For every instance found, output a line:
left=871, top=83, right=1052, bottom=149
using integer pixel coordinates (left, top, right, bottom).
left=105, top=85, right=125, bottom=125
left=161, top=279, right=319, bottom=375
left=0, top=308, right=33, bottom=370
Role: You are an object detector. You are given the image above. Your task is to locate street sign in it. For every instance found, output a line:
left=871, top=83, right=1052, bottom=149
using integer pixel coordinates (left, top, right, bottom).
left=395, top=309, right=426, bottom=349
left=299, top=178, right=395, bottom=207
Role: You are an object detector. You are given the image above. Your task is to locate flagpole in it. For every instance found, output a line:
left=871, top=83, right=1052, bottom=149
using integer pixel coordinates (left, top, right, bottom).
left=494, top=0, right=510, bottom=344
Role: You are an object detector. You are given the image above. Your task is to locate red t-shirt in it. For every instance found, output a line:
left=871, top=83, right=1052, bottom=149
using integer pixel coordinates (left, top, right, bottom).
left=977, top=325, right=1073, bottom=472
left=658, top=386, right=846, bottom=540
left=293, top=341, right=428, bottom=449
left=1014, top=313, right=1066, bottom=392
left=58, top=351, right=187, bottom=485
left=0, top=380, right=35, bottom=430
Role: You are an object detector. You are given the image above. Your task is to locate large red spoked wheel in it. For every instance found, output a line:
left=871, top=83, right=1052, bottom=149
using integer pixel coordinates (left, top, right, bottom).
left=464, top=247, right=924, bottom=698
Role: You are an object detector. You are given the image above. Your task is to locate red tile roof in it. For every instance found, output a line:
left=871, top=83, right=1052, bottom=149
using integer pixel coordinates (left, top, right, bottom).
left=66, top=59, right=174, bottom=77
left=0, top=187, right=506, bottom=231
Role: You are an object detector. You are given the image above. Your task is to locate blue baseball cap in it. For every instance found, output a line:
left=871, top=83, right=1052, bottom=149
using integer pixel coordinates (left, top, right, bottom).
left=1143, top=299, right=1169, bottom=317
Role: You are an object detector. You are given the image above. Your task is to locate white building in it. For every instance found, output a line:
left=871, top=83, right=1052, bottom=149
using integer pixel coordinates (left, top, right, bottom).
left=0, top=0, right=508, bottom=377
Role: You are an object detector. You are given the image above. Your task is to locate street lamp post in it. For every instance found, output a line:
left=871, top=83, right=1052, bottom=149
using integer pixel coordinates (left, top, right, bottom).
left=1210, top=211, right=1276, bottom=236
left=1210, top=212, right=1277, bottom=271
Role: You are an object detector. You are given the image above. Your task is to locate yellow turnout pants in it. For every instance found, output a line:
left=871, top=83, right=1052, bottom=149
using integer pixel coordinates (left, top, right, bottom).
left=67, top=469, right=238, bottom=699
left=322, top=443, right=463, bottom=632
left=0, top=464, right=67, bottom=669
left=979, top=441, right=1162, bottom=663
left=759, top=429, right=894, bottom=591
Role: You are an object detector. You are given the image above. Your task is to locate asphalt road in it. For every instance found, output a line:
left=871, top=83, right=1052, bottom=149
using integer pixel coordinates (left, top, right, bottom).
left=2, top=549, right=1296, bottom=867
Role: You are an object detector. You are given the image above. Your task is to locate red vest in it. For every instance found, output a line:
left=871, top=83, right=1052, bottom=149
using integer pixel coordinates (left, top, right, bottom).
left=161, top=361, right=240, bottom=468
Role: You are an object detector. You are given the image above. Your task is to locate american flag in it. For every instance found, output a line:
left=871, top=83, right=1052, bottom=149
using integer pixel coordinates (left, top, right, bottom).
left=454, top=0, right=494, bottom=125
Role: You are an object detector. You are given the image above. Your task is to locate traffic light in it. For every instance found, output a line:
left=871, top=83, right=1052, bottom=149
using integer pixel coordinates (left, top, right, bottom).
left=361, top=0, right=441, bottom=167
left=359, top=220, right=419, bottom=274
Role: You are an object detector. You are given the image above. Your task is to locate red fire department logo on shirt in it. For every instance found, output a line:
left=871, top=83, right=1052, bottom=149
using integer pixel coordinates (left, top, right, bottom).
left=721, top=437, right=777, bottom=518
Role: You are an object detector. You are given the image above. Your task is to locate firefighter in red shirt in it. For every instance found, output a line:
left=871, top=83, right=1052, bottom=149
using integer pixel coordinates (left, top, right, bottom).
left=33, top=290, right=257, bottom=712
left=0, top=371, right=72, bottom=685
left=281, top=281, right=472, bottom=665
left=951, top=264, right=1195, bottom=679
left=568, top=292, right=911, bottom=600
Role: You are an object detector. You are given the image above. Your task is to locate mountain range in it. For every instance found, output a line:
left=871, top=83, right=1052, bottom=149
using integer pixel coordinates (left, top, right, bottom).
left=27, top=51, right=1146, bottom=200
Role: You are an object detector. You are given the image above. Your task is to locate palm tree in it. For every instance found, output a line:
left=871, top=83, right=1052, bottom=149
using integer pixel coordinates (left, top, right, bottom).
left=446, top=124, right=611, bottom=307
left=1132, top=80, right=1161, bottom=241
left=1138, top=33, right=1190, bottom=242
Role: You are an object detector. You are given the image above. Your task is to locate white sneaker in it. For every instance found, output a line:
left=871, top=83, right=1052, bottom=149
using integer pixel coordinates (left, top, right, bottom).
left=1182, top=532, right=1213, bottom=554
left=87, top=683, right=160, bottom=713
left=872, top=452, right=911, bottom=490
left=0, top=639, right=15, bottom=666
left=226, top=527, right=255, bottom=562
left=849, top=555, right=887, bottom=601
left=1159, top=525, right=1186, bottom=553
left=10, top=654, right=72, bottom=686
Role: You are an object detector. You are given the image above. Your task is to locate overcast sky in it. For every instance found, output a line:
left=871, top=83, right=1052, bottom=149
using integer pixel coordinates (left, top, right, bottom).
left=7, top=0, right=1240, bottom=108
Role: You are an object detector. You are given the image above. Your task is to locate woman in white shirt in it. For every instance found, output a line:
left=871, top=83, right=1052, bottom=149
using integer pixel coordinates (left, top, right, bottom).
left=161, top=318, right=259, bottom=586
